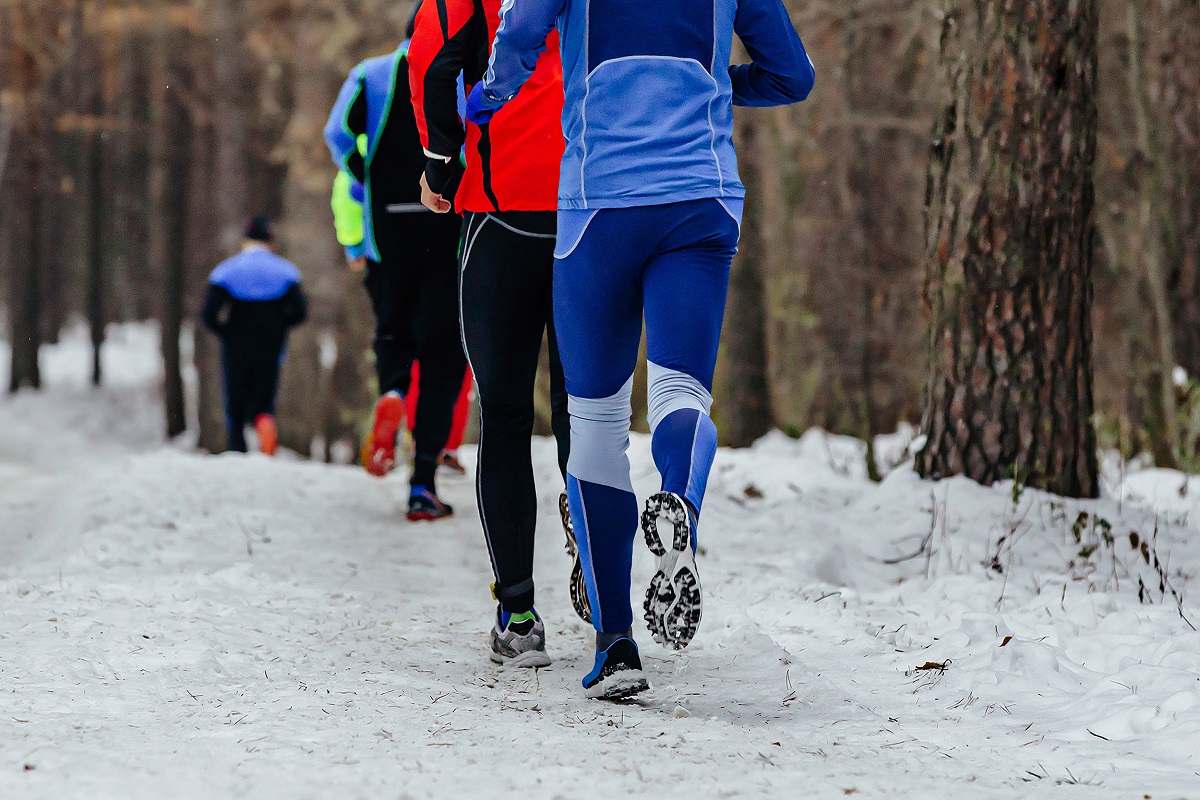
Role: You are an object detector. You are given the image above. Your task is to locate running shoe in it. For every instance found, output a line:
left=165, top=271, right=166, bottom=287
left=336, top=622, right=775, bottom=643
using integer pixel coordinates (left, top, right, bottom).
left=407, top=486, right=454, bottom=522
left=642, top=492, right=703, bottom=650
left=560, top=490, right=592, bottom=624
left=364, top=393, right=405, bottom=477
left=583, top=638, right=649, bottom=700
left=489, top=608, right=551, bottom=668
left=254, top=413, right=278, bottom=457
left=438, top=450, right=467, bottom=476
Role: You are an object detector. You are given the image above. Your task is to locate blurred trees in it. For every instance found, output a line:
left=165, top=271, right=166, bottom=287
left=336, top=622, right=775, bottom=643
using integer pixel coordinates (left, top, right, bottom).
left=0, top=0, right=1198, bottom=470
left=0, top=0, right=403, bottom=456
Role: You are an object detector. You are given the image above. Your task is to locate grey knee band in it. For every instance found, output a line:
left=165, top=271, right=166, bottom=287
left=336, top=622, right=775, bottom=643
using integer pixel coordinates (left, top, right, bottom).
left=647, top=362, right=713, bottom=432
left=567, top=376, right=635, bottom=493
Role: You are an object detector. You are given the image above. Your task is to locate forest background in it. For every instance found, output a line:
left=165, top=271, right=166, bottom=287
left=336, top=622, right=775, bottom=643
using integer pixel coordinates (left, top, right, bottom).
left=1, top=0, right=1198, bottom=473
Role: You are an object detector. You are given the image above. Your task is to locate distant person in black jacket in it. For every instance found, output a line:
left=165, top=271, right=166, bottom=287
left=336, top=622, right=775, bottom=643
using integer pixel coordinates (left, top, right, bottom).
left=201, top=216, right=307, bottom=455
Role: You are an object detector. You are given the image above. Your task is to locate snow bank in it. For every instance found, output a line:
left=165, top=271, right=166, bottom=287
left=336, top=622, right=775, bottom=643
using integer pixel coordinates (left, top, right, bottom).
left=0, top=323, right=168, bottom=472
left=1, top=329, right=1197, bottom=798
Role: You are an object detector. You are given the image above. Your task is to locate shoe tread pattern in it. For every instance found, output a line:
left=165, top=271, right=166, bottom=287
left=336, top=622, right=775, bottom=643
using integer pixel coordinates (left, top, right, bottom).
left=641, top=493, right=702, bottom=650
left=561, top=491, right=593, bottom=624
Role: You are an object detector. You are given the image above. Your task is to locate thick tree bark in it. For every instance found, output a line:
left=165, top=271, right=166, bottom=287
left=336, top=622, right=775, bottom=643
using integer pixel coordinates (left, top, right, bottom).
left=916, top=0, right=1100, bottom=498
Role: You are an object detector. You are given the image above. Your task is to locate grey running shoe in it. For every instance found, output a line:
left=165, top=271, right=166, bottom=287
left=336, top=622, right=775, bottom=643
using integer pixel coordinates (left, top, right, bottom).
left=560, top=490, right=592, bottom=624
left=489, top=608, right=551, bottom=668
left=642, top=492, right=703, bottom=650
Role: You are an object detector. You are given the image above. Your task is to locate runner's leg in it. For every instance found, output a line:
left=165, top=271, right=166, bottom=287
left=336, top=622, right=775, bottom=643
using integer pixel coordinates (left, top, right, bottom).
left=410, top=238, right=468, bottom=491
left=460, top=211, right=557, bottom=614
left=221, top=346, right=249, bottom=453
left=364, top=260, right=418, bottom=397
left=554, top=208, right=648, bottom=635
left=643, top=200, right=739, bottom=517
left=446, top=367, right=474, bottom=451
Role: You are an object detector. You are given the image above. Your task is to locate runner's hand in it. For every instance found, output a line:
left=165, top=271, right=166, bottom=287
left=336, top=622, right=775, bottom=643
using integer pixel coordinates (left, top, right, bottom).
left=420, top=173, right=453, bottom=214
left=465, top=83, right=501, bottom=125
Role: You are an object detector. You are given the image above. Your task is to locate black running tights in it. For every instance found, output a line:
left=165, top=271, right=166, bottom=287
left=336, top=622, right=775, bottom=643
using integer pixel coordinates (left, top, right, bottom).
left=460, top=211, right=570, bottom=613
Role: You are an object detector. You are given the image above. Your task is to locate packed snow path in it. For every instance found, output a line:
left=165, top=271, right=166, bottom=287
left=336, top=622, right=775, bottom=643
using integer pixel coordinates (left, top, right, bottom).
left=2, top=328, right=1198, bottom=798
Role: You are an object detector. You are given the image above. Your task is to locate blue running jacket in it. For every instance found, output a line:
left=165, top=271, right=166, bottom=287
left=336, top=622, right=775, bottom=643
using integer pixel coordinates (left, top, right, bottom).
left=480, top=0, right=815, bottom=209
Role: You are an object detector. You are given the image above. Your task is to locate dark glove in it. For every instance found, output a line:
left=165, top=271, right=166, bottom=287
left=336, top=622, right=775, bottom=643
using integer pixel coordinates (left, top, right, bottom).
left=424, top=156, right=465, bottom=201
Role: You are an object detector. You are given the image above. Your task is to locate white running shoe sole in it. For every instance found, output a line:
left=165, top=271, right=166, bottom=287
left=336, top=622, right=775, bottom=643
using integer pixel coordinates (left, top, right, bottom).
left=585, top=669, right=650, bottom=701
left=642, top=492, right=703, bottom=650
left=490, top=649, right=552, bottom=669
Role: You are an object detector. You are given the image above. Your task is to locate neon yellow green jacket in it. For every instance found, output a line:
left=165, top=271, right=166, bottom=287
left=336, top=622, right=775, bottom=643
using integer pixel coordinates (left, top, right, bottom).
left=331, top=133, right=369, bottom=259
left=331, top=170, right=366, bottom=259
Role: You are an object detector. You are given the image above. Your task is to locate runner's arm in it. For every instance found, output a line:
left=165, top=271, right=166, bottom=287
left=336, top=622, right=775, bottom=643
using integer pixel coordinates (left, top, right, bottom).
left=730, top=0, right=815, bottom=107
left=282, top=283, right=308, bottom=328
left=201, top=284, right=232, bottom=336
left=408, top=0, right=478, bottom=195
left=477, top=0, right=565, bottom=110
left=324, top=67, right=369, bottom=182
left=331, top=170, right=367, bottom=261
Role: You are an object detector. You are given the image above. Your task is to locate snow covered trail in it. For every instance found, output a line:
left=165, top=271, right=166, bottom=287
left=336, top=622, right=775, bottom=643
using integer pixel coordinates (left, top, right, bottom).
left=2, top=327, right=1199, bottom=799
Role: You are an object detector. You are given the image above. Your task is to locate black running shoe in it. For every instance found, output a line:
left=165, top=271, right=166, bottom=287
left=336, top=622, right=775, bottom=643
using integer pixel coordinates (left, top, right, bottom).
left=560, top=490, right=592, bottom=624
left=642, top=492, right=702, bottom=650
left=583, top=638, right=649, bottom=700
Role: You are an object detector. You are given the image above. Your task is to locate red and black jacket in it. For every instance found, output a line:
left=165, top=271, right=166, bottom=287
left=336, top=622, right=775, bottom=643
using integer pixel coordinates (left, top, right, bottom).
left=408, top=0, right=564, bottom=214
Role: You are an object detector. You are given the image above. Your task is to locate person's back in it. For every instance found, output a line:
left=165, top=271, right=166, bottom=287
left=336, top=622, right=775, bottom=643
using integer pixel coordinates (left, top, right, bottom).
left=479, top=0, right=814, bottom=209
left=202, top=219, right=307, bottom=455
left=206, top=247, right=306, bottom=355
left=409, top=0, right=564, bottom=214
left=325, top=44, right=461, bottom=263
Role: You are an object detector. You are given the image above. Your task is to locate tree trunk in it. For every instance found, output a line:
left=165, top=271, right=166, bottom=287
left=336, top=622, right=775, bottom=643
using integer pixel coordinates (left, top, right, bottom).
left=8, top=40, right=44, bottom=393
left=10, top=136, right=45, bottom=393
left=916, top=0, right=1100, bottom=498
left=194, top=0, right=252, bottom=452
left=147, top=6, right=186, bottom=438
left=276, top=10, right=361, bottom=458
left=85, top=37, right=107, bottom=388
left=717, top=112, right=773, bottom=447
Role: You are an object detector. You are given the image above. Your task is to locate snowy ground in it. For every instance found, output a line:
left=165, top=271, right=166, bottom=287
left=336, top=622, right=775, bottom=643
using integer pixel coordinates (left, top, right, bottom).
left=1, top=325, right=1198, bottom=799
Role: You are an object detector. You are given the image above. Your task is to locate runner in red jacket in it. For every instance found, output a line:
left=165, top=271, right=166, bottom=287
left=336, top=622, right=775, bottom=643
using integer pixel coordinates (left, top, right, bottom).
left=409, top=0, right=580, bottom=669
left=409, top=0, right=563, bottom=213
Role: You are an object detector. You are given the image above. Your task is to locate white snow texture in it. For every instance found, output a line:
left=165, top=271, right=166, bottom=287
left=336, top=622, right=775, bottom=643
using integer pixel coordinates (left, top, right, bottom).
left=1, top=325, right=1198, bottom=799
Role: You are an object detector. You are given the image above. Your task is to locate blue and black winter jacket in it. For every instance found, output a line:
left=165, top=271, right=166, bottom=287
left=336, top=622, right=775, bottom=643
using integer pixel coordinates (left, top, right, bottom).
left=325, top=43, right=463, bottom=262
left=202, top=246, right=307, bottom=355
left=479, top=0, right=815, bottom=210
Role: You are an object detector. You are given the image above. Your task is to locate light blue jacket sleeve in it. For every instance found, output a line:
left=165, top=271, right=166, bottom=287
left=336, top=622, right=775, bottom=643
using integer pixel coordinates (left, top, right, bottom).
left=730, top=0, right=815, bottom=107
left=480, top=0, right=566, bottom=105
left=324, top=65, right=366, bottom=171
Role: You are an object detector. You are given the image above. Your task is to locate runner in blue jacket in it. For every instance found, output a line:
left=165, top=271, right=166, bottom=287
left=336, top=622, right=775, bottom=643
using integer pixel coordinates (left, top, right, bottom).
left=467, top=0, right=814, bottom=699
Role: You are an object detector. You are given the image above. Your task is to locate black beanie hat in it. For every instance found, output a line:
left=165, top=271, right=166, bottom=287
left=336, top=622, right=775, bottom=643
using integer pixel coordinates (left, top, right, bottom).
left=244, top=215, right=274, bottom=243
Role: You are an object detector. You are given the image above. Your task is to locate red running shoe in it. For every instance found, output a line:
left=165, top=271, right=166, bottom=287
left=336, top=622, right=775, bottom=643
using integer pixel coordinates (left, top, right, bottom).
left=255, top=414, right=279, bottom=457
left=438, top=450, right=468, bottom=476
left=364, top=393, right=405, bottom=477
